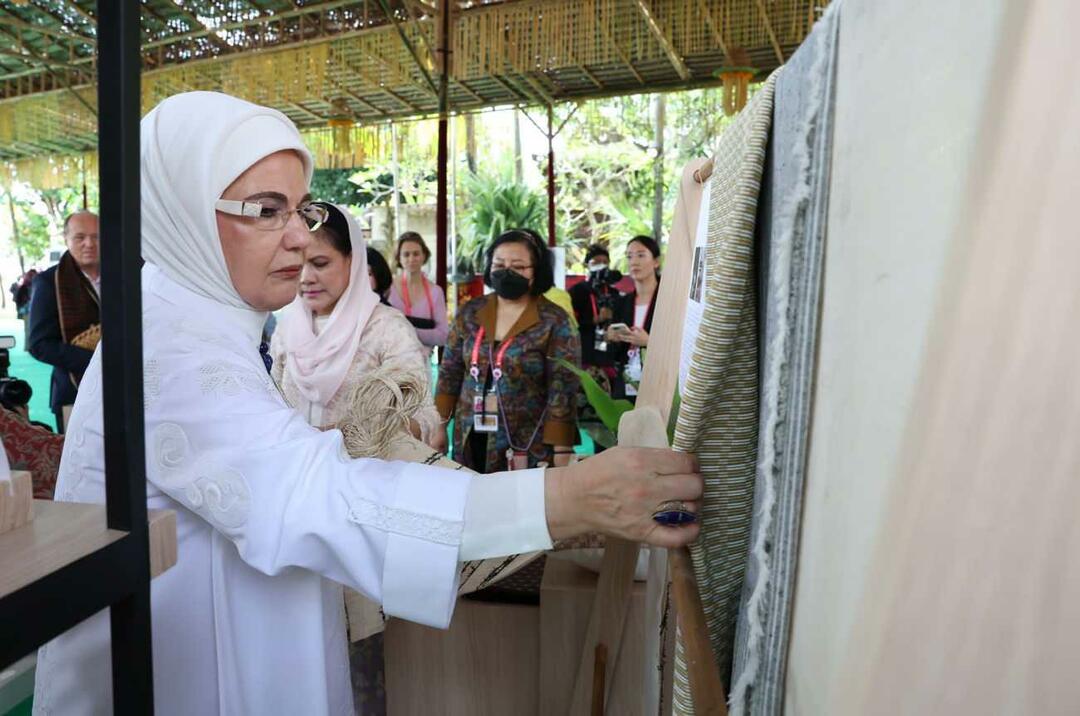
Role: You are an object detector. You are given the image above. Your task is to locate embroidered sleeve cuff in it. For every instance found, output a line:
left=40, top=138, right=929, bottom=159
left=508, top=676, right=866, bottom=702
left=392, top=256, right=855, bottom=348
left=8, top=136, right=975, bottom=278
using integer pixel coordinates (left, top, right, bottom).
left=460, top=468, right=553, bottom=560
left=542, top=419, right=577, bottom=447
left=346, top=461, right=471, bottom=629
left=435, top=393, right=457, bottom=420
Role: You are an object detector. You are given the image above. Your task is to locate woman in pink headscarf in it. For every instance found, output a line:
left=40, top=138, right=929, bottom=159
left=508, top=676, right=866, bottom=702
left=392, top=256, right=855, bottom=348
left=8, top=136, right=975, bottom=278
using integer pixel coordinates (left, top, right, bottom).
left=270, top=202, right=443, bottom=449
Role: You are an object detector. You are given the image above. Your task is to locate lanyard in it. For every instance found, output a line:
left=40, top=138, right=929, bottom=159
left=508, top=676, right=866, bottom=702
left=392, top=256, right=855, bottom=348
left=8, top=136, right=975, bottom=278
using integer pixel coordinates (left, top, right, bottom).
left=590, top=293, right=598, bottom=321
left=469, top=327, right=515, bottom=383
left=400, top=275, right=434, bottom=318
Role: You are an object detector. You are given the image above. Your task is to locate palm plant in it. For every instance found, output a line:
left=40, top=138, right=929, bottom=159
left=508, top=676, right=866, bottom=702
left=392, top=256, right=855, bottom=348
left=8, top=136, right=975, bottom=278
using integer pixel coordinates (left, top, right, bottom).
left=457, top=172, right=547, bottom=275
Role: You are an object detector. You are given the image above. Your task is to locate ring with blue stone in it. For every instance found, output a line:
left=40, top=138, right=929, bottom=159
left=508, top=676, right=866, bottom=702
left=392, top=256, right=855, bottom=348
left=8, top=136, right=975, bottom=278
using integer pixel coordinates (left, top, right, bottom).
left=652, top=500, right=697, bottom=526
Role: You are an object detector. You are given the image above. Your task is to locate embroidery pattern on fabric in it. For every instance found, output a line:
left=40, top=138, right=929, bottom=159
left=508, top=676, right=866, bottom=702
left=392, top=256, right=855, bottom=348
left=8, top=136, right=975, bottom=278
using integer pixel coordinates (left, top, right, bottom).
left=345, top=494, right=464, bottom=546
left=198, top=360, right=275, bottom=398
left=151, top=422, right=251, bottom=531
left=144, top=359, right=161, bottom=409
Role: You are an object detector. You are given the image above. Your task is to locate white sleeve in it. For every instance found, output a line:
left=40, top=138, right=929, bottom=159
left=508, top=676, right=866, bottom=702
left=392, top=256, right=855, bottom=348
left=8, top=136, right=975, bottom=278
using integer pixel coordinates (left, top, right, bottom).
left=459, top=468, right=554, bottom=560
left=147, top=353, right=472, bottom=629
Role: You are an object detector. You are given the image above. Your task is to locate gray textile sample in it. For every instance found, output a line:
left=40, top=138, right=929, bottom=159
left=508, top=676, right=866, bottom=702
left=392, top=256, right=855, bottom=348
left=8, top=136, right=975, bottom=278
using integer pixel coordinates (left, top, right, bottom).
left=728, top=5, right=841, bottom=716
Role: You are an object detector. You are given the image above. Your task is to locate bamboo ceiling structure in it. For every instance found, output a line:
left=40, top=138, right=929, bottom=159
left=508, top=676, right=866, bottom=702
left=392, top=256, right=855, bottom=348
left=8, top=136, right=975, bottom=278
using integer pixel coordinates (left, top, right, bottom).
left=0, top=0, right=829, bottom=186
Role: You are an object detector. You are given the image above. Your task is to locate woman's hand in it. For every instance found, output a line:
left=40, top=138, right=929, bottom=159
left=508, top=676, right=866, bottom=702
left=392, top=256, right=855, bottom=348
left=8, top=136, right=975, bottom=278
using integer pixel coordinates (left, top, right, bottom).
left=624, top=326, right=649, bottom=347
left=428, top=423, right=449, bottom=454
left=552, top=446, right=574, bottom=468
left=605, top=325, right=629, bottom=343
left=544, top=447, right=702, bottom=548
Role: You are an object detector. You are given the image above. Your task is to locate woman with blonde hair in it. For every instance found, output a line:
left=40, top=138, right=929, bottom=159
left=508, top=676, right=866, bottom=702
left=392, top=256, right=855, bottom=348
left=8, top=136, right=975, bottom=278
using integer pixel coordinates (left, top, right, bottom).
left=388, top=231, right=448, bottom=355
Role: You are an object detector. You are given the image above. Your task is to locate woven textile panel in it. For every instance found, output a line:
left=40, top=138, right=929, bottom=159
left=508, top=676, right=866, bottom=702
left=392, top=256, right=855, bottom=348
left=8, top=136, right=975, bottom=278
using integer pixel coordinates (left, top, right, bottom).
left=671, top=71, right=777, bottom=716
left=728, top=5, right=840, bottom=715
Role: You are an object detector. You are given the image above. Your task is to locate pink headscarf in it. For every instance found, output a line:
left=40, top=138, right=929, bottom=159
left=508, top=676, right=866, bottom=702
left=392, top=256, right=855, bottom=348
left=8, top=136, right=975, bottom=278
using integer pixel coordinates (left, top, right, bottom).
left=276, top=204, right=380, bottom=408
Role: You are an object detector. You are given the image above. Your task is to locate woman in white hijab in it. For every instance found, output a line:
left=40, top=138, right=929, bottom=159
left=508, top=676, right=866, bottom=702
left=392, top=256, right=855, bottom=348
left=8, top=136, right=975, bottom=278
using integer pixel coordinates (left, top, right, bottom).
left=32, top=92, right=702, bottom=715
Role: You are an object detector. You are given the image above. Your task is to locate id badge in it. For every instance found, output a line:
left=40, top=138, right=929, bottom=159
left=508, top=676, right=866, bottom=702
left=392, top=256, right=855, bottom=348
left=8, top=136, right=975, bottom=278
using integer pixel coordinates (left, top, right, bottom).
left=472, top=391, right=499, bottom=432
left=594, top=326, right=608, bottom=353
left=506, top=448, right=530, bottom=470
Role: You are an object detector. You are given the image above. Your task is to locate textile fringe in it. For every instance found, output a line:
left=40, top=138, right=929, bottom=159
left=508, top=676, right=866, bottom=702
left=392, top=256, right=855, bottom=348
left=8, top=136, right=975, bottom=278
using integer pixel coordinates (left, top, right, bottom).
left=337, top=365, right=430, bottom=460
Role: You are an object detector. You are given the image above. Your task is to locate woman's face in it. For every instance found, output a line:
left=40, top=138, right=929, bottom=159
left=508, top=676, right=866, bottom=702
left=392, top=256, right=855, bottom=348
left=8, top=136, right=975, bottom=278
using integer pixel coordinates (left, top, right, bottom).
left=299, top=231, right=352, bottom=316
left=626, top=241, right=659, bottom=281
left=216, top=150, right=312, bottom=311
left=399, top=240, right=427, bottom=275
left=491, top=241, right=535, bottom=288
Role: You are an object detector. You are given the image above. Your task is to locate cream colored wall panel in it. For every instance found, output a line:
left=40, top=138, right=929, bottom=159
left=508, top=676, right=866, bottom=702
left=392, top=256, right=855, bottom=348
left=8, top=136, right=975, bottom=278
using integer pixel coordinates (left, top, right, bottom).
left=784, top=0, right=1009, bottom=713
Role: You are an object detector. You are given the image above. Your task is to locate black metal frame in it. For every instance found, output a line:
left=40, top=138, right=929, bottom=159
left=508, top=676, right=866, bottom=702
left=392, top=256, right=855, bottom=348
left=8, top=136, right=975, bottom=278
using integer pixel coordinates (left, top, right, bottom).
left=0, top=2, right=154, bottom=713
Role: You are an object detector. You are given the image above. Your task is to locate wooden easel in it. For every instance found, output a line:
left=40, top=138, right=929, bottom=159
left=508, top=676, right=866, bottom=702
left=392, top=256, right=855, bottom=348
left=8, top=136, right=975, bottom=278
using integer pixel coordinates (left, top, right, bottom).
left=567, top=159, right=727, bottom=715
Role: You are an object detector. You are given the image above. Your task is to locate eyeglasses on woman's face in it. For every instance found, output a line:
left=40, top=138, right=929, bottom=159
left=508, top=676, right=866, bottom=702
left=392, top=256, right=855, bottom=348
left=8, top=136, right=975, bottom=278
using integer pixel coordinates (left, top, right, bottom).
left=491, top=261, right=534, bottom=272
left=215, top=195, right=329, bottom=232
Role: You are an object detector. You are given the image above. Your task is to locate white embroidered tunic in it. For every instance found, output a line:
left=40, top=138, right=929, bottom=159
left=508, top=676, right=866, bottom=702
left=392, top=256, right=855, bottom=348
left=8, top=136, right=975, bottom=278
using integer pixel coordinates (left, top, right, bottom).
left=33, top=265, right=552, bottom=715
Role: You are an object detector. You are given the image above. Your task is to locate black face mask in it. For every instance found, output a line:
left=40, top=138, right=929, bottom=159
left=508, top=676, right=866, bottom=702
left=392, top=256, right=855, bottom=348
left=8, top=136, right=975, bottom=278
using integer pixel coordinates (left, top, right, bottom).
left=490, top=269, right=531, bottom=300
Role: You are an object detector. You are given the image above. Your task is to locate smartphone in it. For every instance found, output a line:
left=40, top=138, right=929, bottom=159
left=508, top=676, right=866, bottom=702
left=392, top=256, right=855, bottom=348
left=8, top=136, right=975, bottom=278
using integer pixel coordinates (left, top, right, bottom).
left=609, top=322, right=630, bottom=333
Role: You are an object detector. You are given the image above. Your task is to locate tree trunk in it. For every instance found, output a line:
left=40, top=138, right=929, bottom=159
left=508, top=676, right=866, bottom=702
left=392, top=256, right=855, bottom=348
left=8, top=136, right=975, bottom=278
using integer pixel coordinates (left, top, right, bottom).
left=465, top=113, right=477, bottom=175
left=8, top=192, right=25, bottom=274
left=651, top=93, right=666, bottom=244
left=513, top=109, right=523, bottom=184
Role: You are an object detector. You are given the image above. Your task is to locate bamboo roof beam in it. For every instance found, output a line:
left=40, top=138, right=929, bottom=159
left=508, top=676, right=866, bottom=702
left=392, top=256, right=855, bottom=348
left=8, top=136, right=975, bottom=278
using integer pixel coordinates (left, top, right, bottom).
left=374, top=0, right=439, bottom=97
left=578, top=65, right=604, bottom=90
left=288, top=101, right=327, bottom=123
left=597, top=17, right=645, bottom=85
left=55, top=0, right=95, bottom=27
left=163, top=1, right=232, bottom=52
left=696, top=0, right=733, bottom=65
left=0, top=7, right=95, bottom=46
left=141, top=0, right=359, bottom=51
left=23, top=1, right=94, bottom=42
left=520, top=72, right=557, bottom=106
left=489, top=74, right=531, bottom=105
left=753, top=0, right=786, bottom=64
left=329, top=76, right=391, bottom=117
left=633, top=0, right=690, bottom=81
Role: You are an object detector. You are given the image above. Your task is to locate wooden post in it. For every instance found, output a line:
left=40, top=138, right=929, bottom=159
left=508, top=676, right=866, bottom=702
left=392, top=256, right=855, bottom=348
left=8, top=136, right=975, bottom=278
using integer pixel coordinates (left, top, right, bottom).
left=391, top=121, right=401, bottom=241
left=652, top=93, right=666, bottom=243
left=435, top=0, right=451, bottom=293
left=547, top=104, right=556, bottom=246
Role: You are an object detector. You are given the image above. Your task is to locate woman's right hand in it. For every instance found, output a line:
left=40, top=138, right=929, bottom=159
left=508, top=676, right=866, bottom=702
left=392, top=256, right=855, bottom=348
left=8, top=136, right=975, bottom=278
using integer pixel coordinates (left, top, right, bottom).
left=428, top=427, right=449, bottom=454
left=543, top=447, right=703, bottom=548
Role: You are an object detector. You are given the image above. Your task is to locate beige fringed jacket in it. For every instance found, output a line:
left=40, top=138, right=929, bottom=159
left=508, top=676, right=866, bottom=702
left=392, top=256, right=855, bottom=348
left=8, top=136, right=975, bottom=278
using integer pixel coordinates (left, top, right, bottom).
left=270, top=302, right=441, bottom=440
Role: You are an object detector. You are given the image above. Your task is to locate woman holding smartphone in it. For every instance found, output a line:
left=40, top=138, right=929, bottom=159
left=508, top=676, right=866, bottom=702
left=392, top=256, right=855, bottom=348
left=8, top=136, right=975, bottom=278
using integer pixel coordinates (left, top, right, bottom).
left=607, top=235, right=661, bottom=400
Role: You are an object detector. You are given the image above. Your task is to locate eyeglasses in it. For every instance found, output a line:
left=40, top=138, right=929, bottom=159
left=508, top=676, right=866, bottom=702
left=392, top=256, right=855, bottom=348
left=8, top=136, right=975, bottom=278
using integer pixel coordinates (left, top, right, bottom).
left=215, top=199, right=329, bottom=232
left=491, top=262, right=534, bottom=272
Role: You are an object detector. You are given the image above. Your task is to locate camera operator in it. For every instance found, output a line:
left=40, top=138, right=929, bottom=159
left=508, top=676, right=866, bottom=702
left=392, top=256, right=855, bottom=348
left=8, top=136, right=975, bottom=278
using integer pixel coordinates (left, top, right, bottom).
left=0, top=334, right=63, bottom=498
left=569, top=244, right=623, bottom=375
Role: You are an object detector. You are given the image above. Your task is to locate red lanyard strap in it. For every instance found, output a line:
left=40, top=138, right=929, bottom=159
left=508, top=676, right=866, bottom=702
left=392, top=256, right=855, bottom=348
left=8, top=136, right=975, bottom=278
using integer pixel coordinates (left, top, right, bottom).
left=469, top=327, right=485, bottom=381
left=590, top=293, right=598, bottom=321
left=469, top=326, right=514, bottom=383
left=491, top=337, right=514, bottom=382
left=401, top=276, right=435, bottom=318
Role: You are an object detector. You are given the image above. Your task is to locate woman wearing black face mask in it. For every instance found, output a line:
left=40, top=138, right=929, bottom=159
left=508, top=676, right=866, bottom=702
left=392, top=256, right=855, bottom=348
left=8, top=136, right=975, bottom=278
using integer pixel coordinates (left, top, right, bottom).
left=436, top=229, right=581, bottom=473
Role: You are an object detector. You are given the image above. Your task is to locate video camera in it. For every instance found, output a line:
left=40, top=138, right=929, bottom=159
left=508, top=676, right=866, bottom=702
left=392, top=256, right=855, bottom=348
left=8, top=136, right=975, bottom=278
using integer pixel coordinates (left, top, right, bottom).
left=0, top=335, right=33, bottom=411
left=586, top=266, right=622, bottom=314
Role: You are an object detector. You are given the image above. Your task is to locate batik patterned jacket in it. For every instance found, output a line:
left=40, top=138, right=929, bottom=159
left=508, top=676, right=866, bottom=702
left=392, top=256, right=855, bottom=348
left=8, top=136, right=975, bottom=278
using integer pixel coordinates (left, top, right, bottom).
left=436, top=294, right=580, bottom=473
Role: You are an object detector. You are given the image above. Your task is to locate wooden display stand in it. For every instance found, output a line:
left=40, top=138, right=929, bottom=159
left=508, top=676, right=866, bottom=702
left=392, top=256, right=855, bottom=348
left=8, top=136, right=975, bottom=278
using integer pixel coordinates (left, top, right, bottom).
left=0, top=499, right=177, bottom=600
left=385, top=599, right=540, bottom=715
left=383, top=557, right=652, bottom=716
left=0, top=471, right=33, bottom=536
left=539, top=557, right=649, bottom=715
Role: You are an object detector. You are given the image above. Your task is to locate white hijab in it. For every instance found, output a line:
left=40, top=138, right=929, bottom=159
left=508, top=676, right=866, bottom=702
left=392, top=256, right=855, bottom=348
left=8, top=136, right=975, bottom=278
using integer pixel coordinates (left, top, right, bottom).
left=140, top=91, right=313, bottom=310
left=276, top=204, right=381, bottom=407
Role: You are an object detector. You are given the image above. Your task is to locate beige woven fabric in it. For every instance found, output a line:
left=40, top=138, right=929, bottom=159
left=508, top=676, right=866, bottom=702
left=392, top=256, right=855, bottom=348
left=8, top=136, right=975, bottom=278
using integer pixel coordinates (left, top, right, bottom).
left=672, top=71, right=778, bottom=715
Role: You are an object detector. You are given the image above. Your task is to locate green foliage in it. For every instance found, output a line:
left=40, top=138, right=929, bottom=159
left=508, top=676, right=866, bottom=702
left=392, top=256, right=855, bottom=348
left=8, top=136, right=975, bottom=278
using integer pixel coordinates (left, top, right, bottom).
left=456, top=172, right=546, bottom=275
left=309, top=168, right=363, bottom=206
left=556, top=358, right=634, bottom=433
